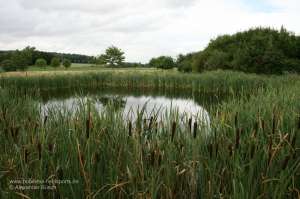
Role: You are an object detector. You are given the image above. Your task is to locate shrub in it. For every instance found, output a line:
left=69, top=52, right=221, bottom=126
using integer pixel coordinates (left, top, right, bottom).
left=0, top=59, right=16, bottom=72
left=35, top=58, right=47, bottom=67
left=63, top=59, right=71, bottom=68
left=50, top=57, right=61, bottom=67
left=149, top=56, right=175, bottom=69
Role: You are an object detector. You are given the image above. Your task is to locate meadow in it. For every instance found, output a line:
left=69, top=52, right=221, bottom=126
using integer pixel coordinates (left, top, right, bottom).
left=0, top=69, right=299, bottom=198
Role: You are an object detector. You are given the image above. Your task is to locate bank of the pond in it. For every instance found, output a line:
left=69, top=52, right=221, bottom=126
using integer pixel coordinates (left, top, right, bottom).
left=1, top=70, right=293, bottom=94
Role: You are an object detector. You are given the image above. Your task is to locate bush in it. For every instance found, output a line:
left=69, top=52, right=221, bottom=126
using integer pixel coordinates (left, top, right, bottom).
left=0, top=59, right=16, bottom=72
left=63, top=59, right=71, bottom=68
left=50, top=57, right=60, bottom=67
left=149, top=56, right=175, bottom=69
left=35, top=58, right=47, bottom=67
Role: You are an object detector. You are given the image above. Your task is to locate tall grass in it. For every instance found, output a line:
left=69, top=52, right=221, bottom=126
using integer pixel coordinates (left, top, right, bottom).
left=0, top=71, right=299, bottom=198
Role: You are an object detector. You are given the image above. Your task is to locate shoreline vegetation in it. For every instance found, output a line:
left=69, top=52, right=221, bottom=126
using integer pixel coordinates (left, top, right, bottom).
left=0, top=70, right=299, bottom=198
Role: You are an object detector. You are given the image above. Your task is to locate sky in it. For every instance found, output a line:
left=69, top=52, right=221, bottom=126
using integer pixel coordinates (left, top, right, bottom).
left=0, top=0, right=299, bottom=63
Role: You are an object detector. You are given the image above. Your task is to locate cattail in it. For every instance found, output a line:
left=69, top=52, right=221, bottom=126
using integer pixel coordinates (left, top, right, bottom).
left=228, top=144, right=233, bottom=157
left=80, top=154, right=85, bottom=165
left=150, top=150, right=155, bottom=166
left=234, top=112, right=238, bottom=128
left=148, top=117, right=153, bottom=130
left=154, top=122, right=158, bottom=134
left=171, top=121, right=176, bottom=142
left=10, top=126, right=14, bottom=138
left=86, top=119, right=90, bottom=139
left=143, top=119, right=147, bottom=131
left=24, top=148, right=29, bottom=164
left=93, top=152, right=100, bottom=165
left=297, top=116, right=300, bottom=130
left=43, top=115, right=48, bottom=126
left=253, top=121, right=258, bottom=137
left=158, top=152, right=162, bottom=166
left=272, top=113, right=276, bottom=135
left=34, top=122, right=39, bottom=133
left=37, top=142, right=42, bottom=160
left=48, top=143, right=54, bottom=153
left=193, top=122, right=198, bottom=139
left=128, top=121, right=132, bottom=137
left=215, top=142, right=219, bottom=157
left=188, top=118, right=192, bottom=133
left=57, top=168, right=64, bottom=180
left=235, top=128, right=241, bottom=149
left=281, top=155, right=290, bottom=170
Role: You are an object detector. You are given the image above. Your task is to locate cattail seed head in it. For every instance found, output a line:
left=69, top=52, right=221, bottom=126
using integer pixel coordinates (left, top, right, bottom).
left=234, top=112, right=238, bottom=127
left=272, top=113, right=276, bottom=134
left=193, top=122, right=198, bottom=139
left=291, top=134, right=296, bottom=149
left=235, top=128, right=241, bottom=149
left=228, top=144, right=233, bottom=157
left=48, top=143, right=54, bottom=153
left=57, top=168, right=64, bottom=180
left=282, top=155, right=290, bottom=170
left=43, top=115, right=48, bottom=126
left=86, top=119, right=90, bottom=139
left=93, top=152, right=100, bottom=165
left=188, top=118, right=192, bottom=133
left=37, top=142, right=42, bottom=160
left=171, top=121, right=176, bottom=142
left=24, top=148, right=29, bottom=164
left=148, top=117, right=153, bottom=130
left=128, top=121, right=132, bottom=137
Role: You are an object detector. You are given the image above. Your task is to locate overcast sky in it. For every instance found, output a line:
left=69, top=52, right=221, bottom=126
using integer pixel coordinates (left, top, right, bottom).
left=0, top=0, right=299, bottom=62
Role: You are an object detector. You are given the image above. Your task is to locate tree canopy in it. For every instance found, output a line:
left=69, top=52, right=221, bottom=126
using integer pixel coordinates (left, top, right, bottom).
left=97, top=46, right=125, bottom=66
left=192, top=27, right=300, bottom=74
left=149, top=56, right=176, bottom=69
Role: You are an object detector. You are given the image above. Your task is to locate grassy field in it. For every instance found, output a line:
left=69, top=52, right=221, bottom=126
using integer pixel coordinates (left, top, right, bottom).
left=0, top=70, right=299, bottom=198
left=0, top=65, right=166, bottom=78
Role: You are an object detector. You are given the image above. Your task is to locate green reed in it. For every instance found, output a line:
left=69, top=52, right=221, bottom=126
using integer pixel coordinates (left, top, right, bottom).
left=0, top=71, right=299, bottom=198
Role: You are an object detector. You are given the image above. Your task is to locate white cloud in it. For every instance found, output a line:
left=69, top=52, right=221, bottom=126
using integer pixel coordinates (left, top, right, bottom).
left=0, top=0, right=299, bottom=62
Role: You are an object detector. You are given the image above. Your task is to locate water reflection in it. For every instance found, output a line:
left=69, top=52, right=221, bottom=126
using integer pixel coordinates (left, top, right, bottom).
left=41, top=93, right=211, bottom=133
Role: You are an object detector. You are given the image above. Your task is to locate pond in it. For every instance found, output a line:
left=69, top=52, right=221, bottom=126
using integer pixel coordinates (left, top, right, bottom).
left=39, top=88, right=221, bottom=132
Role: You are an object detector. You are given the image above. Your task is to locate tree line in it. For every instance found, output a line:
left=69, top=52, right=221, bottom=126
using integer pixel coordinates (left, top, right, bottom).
left=0, top=47, right=93, bottom=71
left=1, top=27, right=299, bottom=74
left=149, top=27, right=300, bottom=74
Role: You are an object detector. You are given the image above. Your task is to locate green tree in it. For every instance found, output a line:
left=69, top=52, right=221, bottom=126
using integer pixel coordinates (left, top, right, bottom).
left=51, top=57, right=61, bottom=67
left=35, top=58, right=47, bottom=67
left=98, top=46, right=125, bottom=66
left=0, top=59, right=16, bottom=72
left=149, top=56, right=175, bottom=69
left=63, top=59, right=72, bottom=68
left=9, top=46, right=35, bottom=71
left=191, top=27, right=300, bottom=74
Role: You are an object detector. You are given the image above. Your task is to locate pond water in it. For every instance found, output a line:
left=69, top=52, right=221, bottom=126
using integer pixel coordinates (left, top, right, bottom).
left=39, top=89, right=218, bottom=132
